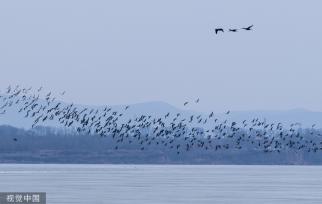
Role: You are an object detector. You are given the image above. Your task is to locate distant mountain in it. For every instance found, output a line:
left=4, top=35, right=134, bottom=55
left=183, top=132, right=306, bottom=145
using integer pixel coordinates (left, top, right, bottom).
left=0, top=100, right=321, bottom=129
left=0, top=125, right=322, bottom=165
left=0, top=100, right=195, bottom=129
left=216, top=108, right=322, bottom=128
left=1, top=99, right=322, bottom=164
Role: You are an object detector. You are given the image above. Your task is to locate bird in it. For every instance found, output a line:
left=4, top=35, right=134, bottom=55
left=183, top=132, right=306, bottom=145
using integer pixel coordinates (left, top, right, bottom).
left=215, top=28, right=224, bottom=34
left=226, top=110, right=230, bottom=115
left=229, top=29, right=238, bottom=32
left=242, top=25, right=253, bottom=31
left=13, top=138, right=18, bottom=142
left=195, top=98, right=200, bottom=103
left=183, top=102, right=189, bottom=106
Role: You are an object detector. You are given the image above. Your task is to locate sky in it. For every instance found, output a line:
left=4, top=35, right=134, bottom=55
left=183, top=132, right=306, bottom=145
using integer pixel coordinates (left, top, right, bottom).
left=0, top=0, right=321, bottom=113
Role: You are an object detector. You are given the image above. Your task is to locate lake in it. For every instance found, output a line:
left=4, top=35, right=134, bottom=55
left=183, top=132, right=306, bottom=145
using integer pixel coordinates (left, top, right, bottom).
left=0, top=165, right=322, bottom=204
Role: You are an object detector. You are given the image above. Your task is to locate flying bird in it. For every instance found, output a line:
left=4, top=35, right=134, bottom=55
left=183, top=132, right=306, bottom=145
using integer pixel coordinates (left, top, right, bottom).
left=215, top=28, right=224, bottom=34
left=242, top=25, right=254, bottom=31
left=229, top=29, right=238, bottom=32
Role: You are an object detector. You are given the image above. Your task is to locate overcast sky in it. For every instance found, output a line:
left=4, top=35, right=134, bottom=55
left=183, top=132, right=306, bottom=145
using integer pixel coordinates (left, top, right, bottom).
left=0, top=0, right=321, bottom=112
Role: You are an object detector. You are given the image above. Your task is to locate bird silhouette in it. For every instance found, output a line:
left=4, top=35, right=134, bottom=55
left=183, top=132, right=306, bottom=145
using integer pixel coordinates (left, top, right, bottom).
left=242, top=25, right=253, bottom=31
left=229, top=29, right=238, bottom=32
left=215, top=28, right=224, bottom=34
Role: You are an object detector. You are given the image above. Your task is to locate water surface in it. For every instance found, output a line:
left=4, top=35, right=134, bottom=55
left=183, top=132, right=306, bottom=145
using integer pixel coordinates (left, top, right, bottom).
left=0, top=165, right=321, bottom=204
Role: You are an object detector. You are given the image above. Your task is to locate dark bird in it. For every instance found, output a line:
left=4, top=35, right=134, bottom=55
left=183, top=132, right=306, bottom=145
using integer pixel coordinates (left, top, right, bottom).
left=215, top=28, right=224, bottom=34
left=226, top=110, right=230, bottom=115
left=195, top=98, right=200, bottom=103
left=184, top=102, right=189, bottom=106
left=13, top=138, right=18, bottom=142
left=229, top=29, right=238, bottom=32
left=242, top=25, right=253, bottom=31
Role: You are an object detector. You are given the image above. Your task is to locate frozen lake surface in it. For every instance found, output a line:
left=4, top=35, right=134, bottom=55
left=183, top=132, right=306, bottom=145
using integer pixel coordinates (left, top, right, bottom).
left=0, top=164, right=322, bottom=204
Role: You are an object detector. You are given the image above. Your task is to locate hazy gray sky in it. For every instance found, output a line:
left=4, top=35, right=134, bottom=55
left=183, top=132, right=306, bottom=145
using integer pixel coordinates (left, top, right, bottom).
left=0, top=0, right=321, bottom=112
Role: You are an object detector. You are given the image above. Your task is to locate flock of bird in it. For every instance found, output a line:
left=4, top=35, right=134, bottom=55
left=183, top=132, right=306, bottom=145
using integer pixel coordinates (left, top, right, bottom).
left=215, top=25, right=254, bottom=34
left=1, top=85, right=322, bottom=155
